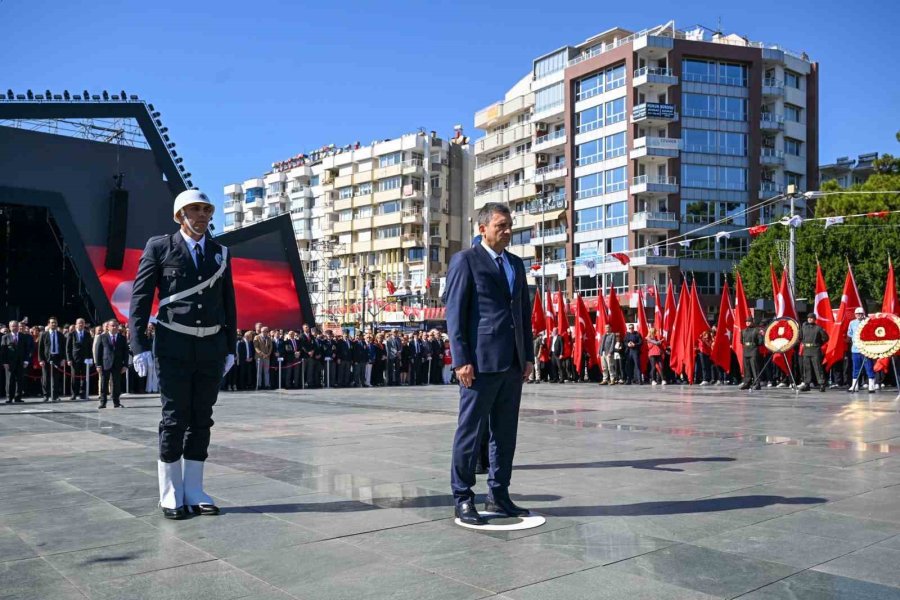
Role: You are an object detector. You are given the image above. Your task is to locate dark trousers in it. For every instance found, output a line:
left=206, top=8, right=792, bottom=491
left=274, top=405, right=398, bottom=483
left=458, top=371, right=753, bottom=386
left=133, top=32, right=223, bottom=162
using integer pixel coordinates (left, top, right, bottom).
left=353, top=362, right=366, bottom=387
left=648, top=356, right=662, bottom=384
left=157, top=357, right=220, bottom=463
left=742, top=353, right=761, bottom=386
left=323, top=359, right=335, bottom=387
left=304, top=356, right=318, bottom=388
left=410, top=359, right=421, bottom=385
left=451, top=365, right=524, bottom=506
left=801, top=350, right=826, bottom=386
left=70, top=360, right=86, bottom=398
left=626, top=350, right=641, bottom=383
left=386, top=358, right=398, bottom=385
left=100, top=368, right=122, bottom=405
left=286, top=361, right=301, bottom=388
left=552, top=356, right=564, bottom=381
left=431, top=357, right=442, bottom=384
left=5, top=365, right=24, bottom=400
left=337, top=361, right=351, bottom=387
left=238, top=360, right=255, bottom=390
left=42, top=356, right=63, bottom=399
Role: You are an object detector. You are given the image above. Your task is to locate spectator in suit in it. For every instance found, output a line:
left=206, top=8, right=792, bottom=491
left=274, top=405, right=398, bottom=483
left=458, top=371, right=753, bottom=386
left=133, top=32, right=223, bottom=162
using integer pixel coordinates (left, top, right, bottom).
left=350, top=332, right=368, bottom=388
left=281, top=331, right=301, bottom=389
left=2, top=320, right=33, bottom=403
left=551, top=327, right=564, bottom=383
left=95, top=319, right=128, bottom=408
left=298, top=324, right=315, bottom=389
left=253, top=326, right=273, bottom=389
left=92, top=324, right=106, bottom=399
left=38, top=317, right=65, bottom=402
left=335, top=332, right=351, bottom=387
left=237, top=331, right=256, bottom=390
left=429, top=330, right=443, bottom=384
left=65, top=317, right=93, bottom=400
left=385, top=330, right=401, bottom=386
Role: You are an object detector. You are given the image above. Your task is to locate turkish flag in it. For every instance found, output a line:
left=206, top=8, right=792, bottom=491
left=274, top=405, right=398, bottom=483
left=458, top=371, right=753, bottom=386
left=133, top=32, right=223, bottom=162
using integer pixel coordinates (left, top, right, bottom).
left=683, top=280, right=710, bottom=384
left=662, top=281, right=676, bottom=343
left=531, top=290, right=544, bottom=335
left=611, top=252, right=630, bottom=266
left=544, top=291, right=556, bottom=352
left=607, top=287, right=627, bottom=337
left=824, top=263, right=862, bottom=369
left=814, top=262, right=834, bottom=329
left=732, top=271, right=751, bottom=375
left=773, top=269, right=797, bottom=374
left=711, top=280, right=734, bottom=372
left=669, top=280, right=689, bottom=376
left=636, top=289, right=649, bottom=374
left=875, top=258, right=898, bottom=373
left=573, top=294, right=597, bottom=372
left=595, top=290, right=609, bottom=370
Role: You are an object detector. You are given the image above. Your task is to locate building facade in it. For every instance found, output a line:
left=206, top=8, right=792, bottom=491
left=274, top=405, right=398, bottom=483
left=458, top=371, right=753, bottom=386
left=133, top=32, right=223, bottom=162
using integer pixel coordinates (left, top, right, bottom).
left=473, top=21, right=818, bottom=303
left=820, top=153, right=879, bottom=188
left=224, top=131, right=473, bottom=323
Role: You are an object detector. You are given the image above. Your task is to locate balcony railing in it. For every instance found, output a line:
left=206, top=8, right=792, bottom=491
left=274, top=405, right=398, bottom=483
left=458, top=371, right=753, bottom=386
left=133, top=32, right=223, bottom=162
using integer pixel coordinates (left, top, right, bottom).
left=534, top=128, right=565, bottom=146
left=532, top=225, right=566, bottom=239
left=761, top=148, right=785, bottom=161
left=632, top=175, right=677, bottom=186
left=634, top=66, right=675, bottom=78
left=527, top=192, right=566, bottom=214
left=632, top=211, right=677, bottom=223
left=760, top=182, right=785, bottom=196
left=534, top=160, right=566, bottom=177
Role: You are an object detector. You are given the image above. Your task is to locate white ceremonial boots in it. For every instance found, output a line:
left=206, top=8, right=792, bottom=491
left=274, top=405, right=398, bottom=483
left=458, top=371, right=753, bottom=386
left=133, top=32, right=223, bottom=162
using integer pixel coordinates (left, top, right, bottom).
left=868, top=379, right=876, bottom=394
left=183, top=459, right=220, bottom=515
left=158, top=460, right=187, bottom=520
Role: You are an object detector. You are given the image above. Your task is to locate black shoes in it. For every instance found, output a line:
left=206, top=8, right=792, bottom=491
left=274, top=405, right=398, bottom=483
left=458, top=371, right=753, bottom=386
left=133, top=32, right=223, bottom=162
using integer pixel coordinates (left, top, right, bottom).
left=484, top=497, right=530, bottom=517
left=189, top=504, right=220, bottom=516
left=98, top=403, right=106, bottom=409
left=160, top=505, right=187, bottom=520
left=114, top=403, right=123, bottom=408
left=455, top=501, right=486, bottom=525
left=474, top=462, right=488, bottom=475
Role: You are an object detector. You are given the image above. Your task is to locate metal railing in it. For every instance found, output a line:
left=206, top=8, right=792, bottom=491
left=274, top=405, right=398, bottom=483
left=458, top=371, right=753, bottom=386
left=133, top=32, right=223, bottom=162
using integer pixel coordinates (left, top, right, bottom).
left=763, top=77, right=784, bottom=88
left=760, top=112, right=785, bottom=124
left=632, top=175, right=677, bottom=186
left=534, top=160, right=566, bottom=177
left=761, top=148, right=785, bottom=159
left=632, top=211, right=677, bottom=223
left=634, top=66, right=675, bottom=78
left=532, top=225, right=566, bottom=239
left=534, top=128, right=565, bottom=146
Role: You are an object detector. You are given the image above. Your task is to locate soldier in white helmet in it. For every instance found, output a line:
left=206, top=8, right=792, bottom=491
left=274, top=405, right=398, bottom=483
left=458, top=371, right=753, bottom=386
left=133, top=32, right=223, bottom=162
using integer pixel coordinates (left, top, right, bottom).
left=128, top=189, right=237, bottom=519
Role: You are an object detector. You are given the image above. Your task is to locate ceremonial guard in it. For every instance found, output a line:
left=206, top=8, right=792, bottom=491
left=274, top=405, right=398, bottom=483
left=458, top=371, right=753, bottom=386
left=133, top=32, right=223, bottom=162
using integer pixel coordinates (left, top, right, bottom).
left=739, top=317, right=764, bottom=390
left=129, top=190, right=236, bottom=520
left=799, top=313, right=829, bottom=392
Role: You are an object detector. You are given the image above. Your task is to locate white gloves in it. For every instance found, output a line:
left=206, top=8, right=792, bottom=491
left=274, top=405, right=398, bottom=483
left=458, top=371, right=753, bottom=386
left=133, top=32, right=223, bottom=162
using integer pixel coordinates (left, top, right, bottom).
left=133, top=351, right=153, bottom=377
left=223, top=354, right=235, bottom=377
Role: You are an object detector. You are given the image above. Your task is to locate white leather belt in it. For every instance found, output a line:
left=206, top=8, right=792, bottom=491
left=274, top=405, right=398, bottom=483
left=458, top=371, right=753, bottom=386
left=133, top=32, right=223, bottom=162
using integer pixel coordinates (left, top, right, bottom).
left=156, top=321, right=221, bottom=338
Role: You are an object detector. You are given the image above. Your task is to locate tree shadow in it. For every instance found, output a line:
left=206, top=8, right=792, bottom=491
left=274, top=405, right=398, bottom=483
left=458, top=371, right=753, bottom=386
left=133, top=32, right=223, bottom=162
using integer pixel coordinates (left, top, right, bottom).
left=516, top=457, right=736, bottom=473
left=539, top=495, right=826, bottom=518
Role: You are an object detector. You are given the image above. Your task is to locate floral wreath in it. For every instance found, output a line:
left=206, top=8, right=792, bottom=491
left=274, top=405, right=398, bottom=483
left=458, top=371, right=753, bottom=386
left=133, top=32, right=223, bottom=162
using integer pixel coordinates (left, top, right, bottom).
left=764, top=317, right=800, bottom=354
left=854, top=313, right=900, bottom=360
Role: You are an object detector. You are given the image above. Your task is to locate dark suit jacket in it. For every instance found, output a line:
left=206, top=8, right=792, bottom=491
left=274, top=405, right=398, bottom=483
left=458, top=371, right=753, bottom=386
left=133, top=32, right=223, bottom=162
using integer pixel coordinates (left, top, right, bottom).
left=1, top=333, right=33, bottom=368
left=66, top=329, right=93, bottom=363
left=96, top=333, right=129, bottom=371
left=38, top=330, right=66, bottom=362
left=443, top=244, right=534, bottom=373
left=236, top=339, right=254, bottom=363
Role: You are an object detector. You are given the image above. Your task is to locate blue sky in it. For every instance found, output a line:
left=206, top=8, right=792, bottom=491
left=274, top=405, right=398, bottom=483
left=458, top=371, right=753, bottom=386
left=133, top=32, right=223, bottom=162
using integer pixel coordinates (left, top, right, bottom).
left=3, top=0, right=898, bottom=218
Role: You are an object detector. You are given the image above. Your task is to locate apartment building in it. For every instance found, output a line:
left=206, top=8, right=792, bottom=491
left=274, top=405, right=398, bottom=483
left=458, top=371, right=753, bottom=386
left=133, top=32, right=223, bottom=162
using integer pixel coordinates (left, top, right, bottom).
left=473, top=21, right=818, bottom=302
left=223, top=131, right=473, bottom=323
left=820, top=153, right=880, bottom=188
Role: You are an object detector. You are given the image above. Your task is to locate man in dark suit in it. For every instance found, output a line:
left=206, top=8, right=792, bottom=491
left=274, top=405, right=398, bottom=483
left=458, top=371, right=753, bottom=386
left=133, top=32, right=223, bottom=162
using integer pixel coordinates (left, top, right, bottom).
left=236, top=331, right=256, bottom=390
left=429, top=331, right=443, bottom=384
left=385, top=331, right=401, bottom=386
left=129, top=189, right=237, bottom=520
left=335, top=332, right=351, bottom=387
left=95, top=319, right=128, bottom=408
left=444, top=202, right=534, bottom=525
left=38, top=317, right=65, bottom=402
left=65, top=318, right=93, bottom=400
left=2, top=320, right=32, bottom=403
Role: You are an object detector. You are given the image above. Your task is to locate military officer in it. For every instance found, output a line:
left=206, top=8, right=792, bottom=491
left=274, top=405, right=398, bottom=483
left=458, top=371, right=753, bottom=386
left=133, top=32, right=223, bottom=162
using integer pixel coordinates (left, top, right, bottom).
left=799, top=313, right=829, bottom=392
left=129, top=189, right=237, bottom=520
left=738, top=317, right=764, bottom=390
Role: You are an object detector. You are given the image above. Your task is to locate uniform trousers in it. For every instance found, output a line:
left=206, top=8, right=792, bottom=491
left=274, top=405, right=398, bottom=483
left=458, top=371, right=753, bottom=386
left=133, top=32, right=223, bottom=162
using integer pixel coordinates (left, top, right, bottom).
left=801, top=350, right=826, bottom=386
left=158, top=357, right=220, bottom=463
left=742, top=353, right=761, bottom=385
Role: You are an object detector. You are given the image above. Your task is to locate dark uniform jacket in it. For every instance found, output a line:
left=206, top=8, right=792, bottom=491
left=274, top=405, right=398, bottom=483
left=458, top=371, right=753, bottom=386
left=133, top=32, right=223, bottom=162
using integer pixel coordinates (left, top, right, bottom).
left=800, top=323, right=829, bottom=356
left=1, top=333, right=33, bottom=367
left=741, top=327, right=764, bottom=356
left=96, top=332, right=129, bottom=371
left=128, top=231, right=237, bottom=362
left=38, top=329, right=65, bottom=362
left=66, top=329, right=93, bottom=363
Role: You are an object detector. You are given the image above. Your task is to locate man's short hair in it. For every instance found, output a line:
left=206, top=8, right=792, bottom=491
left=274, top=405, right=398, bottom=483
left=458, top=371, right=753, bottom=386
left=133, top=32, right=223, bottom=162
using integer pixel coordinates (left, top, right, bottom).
left=477, top=202, right=511, bottom=227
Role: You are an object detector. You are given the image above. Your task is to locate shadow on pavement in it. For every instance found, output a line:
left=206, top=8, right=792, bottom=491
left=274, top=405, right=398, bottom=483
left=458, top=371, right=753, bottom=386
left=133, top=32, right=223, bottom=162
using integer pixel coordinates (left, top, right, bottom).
left=516, top=456, right=736, bottom=472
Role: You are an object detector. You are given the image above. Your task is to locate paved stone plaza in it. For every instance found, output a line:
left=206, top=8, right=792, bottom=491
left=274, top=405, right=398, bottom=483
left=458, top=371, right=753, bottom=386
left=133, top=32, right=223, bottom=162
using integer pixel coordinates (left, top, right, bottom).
left=3, top=383, right=900, bottom=599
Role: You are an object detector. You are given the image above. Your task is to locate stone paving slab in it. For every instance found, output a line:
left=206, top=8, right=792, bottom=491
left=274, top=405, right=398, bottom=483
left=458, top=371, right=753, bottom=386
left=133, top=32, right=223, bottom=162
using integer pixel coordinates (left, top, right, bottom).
left=2, top=383, right=900, bottom=598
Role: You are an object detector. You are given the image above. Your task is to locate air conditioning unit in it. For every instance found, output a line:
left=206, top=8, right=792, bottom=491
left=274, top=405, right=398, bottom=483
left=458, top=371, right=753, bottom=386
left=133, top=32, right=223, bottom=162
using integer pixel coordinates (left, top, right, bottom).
left=536, top=153, right=549, bottom=165
left=535, top=122, right=548, bottom=134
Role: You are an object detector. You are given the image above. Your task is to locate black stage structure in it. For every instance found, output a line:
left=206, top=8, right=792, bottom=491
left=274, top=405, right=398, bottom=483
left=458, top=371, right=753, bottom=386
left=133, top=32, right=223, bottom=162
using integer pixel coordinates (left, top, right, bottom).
left=0, top=91, right=314, bottom=328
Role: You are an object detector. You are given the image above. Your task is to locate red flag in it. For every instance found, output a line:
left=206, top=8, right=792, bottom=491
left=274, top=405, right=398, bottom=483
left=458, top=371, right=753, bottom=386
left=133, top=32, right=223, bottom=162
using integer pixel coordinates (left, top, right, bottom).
left=595, top=290, right=609, bottom=370
left=530, top=263, right=541, bottom=272
left=683, top=280, right=710, bottom=384
left=824, top=262, right=862, bottom=369
left=544, top=291, right=555, bottom=351
left=732, top=271, right=750, bottom=375
left=773, top=270, right=797, bottom=374
left=607, top=287, right=627, bottom=337
left=867, top=211, right=890, bottom=219
left=662, top=281, right=677, bottom=343
left=386, top=279, right=396, bottom=295
left=653, top=282, right=663, bottom=332
left=711, top=280, right=734, bottom=372
left=875, top=258, right=898, bottom=372
left=749, top=225, right=768, bottom=237
left=611, top=252, right=630, bottom=266
left=814, top=262, right=834, bottom=329
left=669, top=280, right=690, bottom=375
left=636, top=289, right=650, bottom=373
left=573, top=294, right=597, bottom=372
left=556, top=290, right=567, bottom=336
left=531, top=290, right=544, bottom=336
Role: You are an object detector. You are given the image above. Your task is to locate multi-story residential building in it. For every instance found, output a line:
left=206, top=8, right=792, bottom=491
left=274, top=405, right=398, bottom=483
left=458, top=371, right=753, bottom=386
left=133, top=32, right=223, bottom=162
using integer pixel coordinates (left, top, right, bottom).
left=473, top=21, right=818, bottom=303
left=224, top=131, right=473, bottom=323
left=820, top=153, right=879, bottom=188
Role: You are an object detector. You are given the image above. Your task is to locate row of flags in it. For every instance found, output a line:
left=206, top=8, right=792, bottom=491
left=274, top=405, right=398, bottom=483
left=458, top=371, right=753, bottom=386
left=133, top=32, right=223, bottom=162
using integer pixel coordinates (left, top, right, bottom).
left=530, top=258, right=899, bottom=379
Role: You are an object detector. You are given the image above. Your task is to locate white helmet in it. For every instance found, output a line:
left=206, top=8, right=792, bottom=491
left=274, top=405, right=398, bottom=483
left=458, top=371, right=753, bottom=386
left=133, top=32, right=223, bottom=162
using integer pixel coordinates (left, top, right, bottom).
left=173, top=189, right=214, bottom=224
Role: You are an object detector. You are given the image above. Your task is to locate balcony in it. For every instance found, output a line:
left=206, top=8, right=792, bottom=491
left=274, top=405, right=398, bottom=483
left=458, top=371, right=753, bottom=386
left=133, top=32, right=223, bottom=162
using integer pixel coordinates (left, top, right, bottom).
left=760, top=148, right=785, bottom=166
left=265, top=192, right=287, bottom=205
left=527, top=192, right=567, bottom=214
left=475, top=123, right=533, bottom=155
left=630, top=248, right=679, bottom=267
left=474, top=92, right=534, bottom=129
left=632, top=102, right=678, bottom=124
left=532, top=128, right=566, bottom=152
left=633, top=33, right=674, bottom=55
left=762, top=78, right=784, bottom=97
left=289, top=186, right=314, bottom=199
left=630, top=136, right=681, bottom=160
left=298, top=250, right=311, bottom=262
left=631, top=175, right=678, bottom=195
left=474, top=182, right=538, bottom=205
left=633, top=67, right=678, bottom=91
left=532, top=101, right=565, bottom=123
left=474, top=153, right=531, bottom=181
left=530, top=225, right=567, bottom=246
left=631, top=211, right=679, bottom=231
left=760, top=113, right=785, bottom=131
left=223, top=200, right=242, bottom=213
left=759, top=181, right=785, bottom=199
left=533, top=160, right=567, bottom=181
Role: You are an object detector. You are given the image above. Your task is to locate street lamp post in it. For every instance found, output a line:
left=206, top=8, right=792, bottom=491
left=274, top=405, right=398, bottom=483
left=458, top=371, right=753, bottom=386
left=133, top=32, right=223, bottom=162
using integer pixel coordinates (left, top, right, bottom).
left=360, top=264, right=368, bottom=336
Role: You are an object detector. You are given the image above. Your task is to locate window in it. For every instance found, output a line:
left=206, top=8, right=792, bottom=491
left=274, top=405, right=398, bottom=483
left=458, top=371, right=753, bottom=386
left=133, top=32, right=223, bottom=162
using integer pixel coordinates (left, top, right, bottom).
left=784, top=138, right=802, bottom=157
left=605, top=166, right=627, bottom=193
left=534, top=50, right=567, bottom=79
left=720, top=201, right=746, bottom=226
left=245, top=188, right=263, bottom=203
left=785, top=171, right=803, bottom=188
left=224, top=213, right=235, bottom=227
left=576, top=105, right=603, bottom=133
left=605, top=202, right=627, bottom=227
left=683, top=58, right=716, bottom=83
left=682, top=200, right=714, bottom=224
left=354, top=206, right=372, bottom=218
left=785, top=70, right=801, bottom=89
left=338, top=209, right=353, bottom=222
left=535, top=82, right=564, bottom=113
left=338, top=186, right=353, bottom=200
left=575, top=72, right=603, bottom=101
left=430, top=246, right=440, bottom=262
left=604, top=97, right=625, bottom=124
left=377, top=176, right=401, bottom=192
left=718, top=96, right=747, bottom=121
left=379, top=152, right=402, bottom=168
left=575, top=206, right=603, bottom=232
left=605, top=64, right=626, bottom=90
left=376, top=225, right=400, bottom=239
left=309, top=175, right=320, bottom=187
left=682, top=164, right=717, bottom=189
left=718, top=166, right=747, bottom=190
left=576, top=173, right=602, bottom=199
left=356, top=181, right=373, bottom=195
left=683, top=128, right=716, bottom=153
left=356, top=230, right=371, bottom=242
left=576, top=139, right=603, bottom=166
left=720, top=237, right=747, bottom=259
left=606, top=236, right=628, bottom=254
left=784, top=104, right=802, bottom=123
left=604, top=132, right=626, bottom=159
left=511, top=229, right=532, bottom=245
left=718, top=63, right=748, bottom=86
left=430, top=175, right=440, bottom=190
left=683, top=93, right=716, bottom=118
left=376, top=201, right=401, bottom=215
left=692, top=272, right=722, bottom=295
left=719, top=132, right=747, bottom=155
left=408, top=247, right=425, bottom=261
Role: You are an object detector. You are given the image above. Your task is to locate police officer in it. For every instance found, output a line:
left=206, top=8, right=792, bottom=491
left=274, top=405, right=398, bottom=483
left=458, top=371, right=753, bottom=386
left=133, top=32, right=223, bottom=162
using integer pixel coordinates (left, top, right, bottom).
left=799, top=313, right=829, bottom=392
left=738, top=317, right=764, bottom=390
left=129, top=189, right=236, bottom=520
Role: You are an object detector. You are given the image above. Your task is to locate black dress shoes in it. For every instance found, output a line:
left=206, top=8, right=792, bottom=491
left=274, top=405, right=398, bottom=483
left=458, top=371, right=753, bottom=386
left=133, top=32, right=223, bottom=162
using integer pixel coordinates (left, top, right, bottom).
left=455, top=501, right=486, bottom=525
left=474, top=463, right=488, bottom=475
left=160, top=505, right=187, bottom=520
left=484, top=497, right=530, bottom=517
left=190, top=504, right=220, bottom=516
